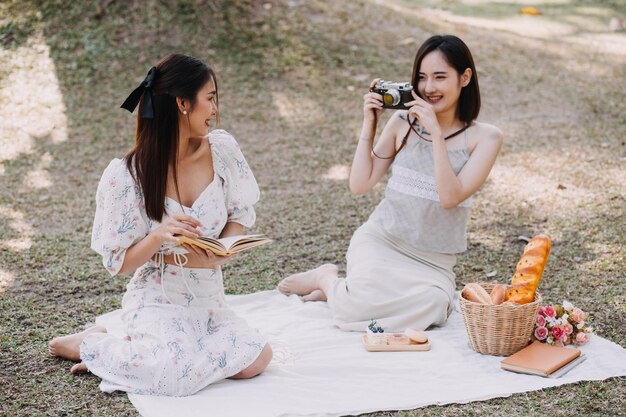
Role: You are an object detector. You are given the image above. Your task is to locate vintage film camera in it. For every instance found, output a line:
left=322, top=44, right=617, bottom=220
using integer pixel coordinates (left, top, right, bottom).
left=371, top=80, right=414, bottom=109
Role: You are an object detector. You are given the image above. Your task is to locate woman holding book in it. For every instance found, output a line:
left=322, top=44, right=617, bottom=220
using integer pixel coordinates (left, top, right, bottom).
left=278, top=35, right=503, bottom=332
left=49, top=54, right=272, bottom=396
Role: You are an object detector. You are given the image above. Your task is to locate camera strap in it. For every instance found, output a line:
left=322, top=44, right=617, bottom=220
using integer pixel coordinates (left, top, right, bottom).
left=371, top=115, right=469, bottom=160
left=370, top=112, right=411, bottom=160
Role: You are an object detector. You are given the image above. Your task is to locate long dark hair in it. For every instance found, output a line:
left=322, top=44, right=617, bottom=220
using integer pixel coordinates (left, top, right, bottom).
left=125, top=54, right=217, bottom=222
left=411, top=35, right=480, bottom=123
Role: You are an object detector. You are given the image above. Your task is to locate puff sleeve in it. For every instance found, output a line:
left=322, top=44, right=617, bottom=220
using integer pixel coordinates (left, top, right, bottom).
left=91, top=158, right=151, bottom=276
left=209, top=129, right=260, bottom=228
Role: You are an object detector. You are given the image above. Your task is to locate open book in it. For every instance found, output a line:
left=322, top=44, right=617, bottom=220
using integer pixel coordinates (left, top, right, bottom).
left=175, top=234, right=272, bottom=256
left=500, top=341, right=584, bottom=378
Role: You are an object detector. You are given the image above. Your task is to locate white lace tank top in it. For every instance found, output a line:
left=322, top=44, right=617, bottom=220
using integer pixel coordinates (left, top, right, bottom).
left=369, top=131, right=472, bottom=254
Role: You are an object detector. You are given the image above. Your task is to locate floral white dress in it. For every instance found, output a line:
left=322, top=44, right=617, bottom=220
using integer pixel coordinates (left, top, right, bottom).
left=81, top=130, right=267, bottom=396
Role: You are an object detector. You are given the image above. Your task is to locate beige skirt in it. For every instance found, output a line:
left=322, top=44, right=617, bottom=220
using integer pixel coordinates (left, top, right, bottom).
left=327, top=221, right=457, bottom=332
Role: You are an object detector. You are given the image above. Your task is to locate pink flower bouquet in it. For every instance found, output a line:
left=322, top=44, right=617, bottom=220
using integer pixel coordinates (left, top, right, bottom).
left=533, top=300, right=592, bottom=346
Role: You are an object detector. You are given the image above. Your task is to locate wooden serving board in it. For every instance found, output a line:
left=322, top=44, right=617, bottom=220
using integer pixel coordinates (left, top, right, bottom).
left=362, top=335, right=431, bottom=352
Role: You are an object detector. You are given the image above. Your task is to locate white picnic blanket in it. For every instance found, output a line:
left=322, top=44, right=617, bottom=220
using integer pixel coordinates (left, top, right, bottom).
left=96, top=290, right=626, bottom=417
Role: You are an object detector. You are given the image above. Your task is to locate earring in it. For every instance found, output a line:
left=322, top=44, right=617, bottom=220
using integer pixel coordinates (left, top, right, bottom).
left=183, top=110, right=187, bottom=115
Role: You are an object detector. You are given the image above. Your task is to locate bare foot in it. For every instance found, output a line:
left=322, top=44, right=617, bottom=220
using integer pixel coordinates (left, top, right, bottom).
left=277, top=264, right=338, bottom=296
left=70, top=362, right=89, bottom=374
left=48, top=326, right=107, bottom=362
left=302, top=289, right=327, bottom=302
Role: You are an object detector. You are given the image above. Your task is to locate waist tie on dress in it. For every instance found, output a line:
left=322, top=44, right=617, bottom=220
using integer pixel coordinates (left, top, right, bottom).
left=156, top=251, right=197, bottom=305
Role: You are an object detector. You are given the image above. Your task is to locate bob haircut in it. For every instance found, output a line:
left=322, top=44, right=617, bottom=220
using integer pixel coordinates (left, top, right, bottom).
left=410, top=35, right=480, bottom=123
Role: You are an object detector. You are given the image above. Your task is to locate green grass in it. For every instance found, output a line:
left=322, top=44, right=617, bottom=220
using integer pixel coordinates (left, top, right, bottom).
left=1, top=0, right=625, bottom=415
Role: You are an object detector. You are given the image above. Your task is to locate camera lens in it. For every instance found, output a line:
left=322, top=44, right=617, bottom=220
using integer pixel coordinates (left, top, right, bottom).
left=383, top=89, right=401, bottom=106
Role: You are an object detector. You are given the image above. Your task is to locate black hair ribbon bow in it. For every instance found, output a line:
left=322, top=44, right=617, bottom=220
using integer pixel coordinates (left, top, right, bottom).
left=120, top=66, right=157, bottom=119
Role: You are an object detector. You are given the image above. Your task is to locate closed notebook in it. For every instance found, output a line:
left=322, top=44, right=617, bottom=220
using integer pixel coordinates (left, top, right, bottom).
left=501, top=341, right=582, bottom=377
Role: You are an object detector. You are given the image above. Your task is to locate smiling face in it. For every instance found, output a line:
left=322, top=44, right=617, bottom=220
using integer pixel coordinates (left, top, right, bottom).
left=417, top=50, right=471, bottom=116
left=184, top=77, right=218, bottom=136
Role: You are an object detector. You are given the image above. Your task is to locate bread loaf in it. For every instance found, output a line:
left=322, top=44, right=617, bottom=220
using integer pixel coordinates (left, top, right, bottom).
left=505, top=235, right=551, bottom=304
left=461, top=283, right=492, bottom=304
left=489, top=284, right=507, bottom=305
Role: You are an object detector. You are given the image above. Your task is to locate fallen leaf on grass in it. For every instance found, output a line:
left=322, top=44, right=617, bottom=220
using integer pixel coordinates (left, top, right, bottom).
left=519, top=7, right=541, bottom=15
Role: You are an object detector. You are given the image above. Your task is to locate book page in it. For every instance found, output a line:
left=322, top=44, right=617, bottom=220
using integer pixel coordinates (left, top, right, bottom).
left=217, top=234, right=265, bottom=250
left=178, top=235, right=225, bottom=252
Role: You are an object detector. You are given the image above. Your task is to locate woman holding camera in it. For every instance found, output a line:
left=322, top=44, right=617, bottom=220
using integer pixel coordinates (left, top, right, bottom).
left=49, top=54, right=272, bottom=396
left=278, top=35, right=503, bottom=332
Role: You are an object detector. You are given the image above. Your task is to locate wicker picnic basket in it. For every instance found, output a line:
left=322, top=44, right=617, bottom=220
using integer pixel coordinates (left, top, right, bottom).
left=458, top=282, right=542, bottom=356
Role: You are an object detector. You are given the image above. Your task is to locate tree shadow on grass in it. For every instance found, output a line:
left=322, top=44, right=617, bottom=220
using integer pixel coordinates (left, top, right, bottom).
left=3, top=0, right=622, bottom=339
left=1, top=0, right=624, bottom=415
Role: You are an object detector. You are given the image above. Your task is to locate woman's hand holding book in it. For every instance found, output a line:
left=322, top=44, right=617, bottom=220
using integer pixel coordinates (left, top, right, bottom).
left=151, top=213, right=203, bottom=244
left=180, top=243, right=235, bottom=269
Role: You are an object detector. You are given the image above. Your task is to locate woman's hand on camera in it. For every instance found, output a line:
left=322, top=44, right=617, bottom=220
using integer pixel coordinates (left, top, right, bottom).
left=404, top=91, right=441, bottom=139
left=363, top=78, right=384, bottom=122
left=182, top=243, right=234, bottom=269
left=151, top=213, right=203, bottom=244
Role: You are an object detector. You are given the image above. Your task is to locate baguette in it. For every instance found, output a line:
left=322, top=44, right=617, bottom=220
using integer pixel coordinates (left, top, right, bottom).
left=461, top=283, right=492, bottom=304
left=505, top=235, right=551, bottom=304
left=505, top=284, right=535, bottom=304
